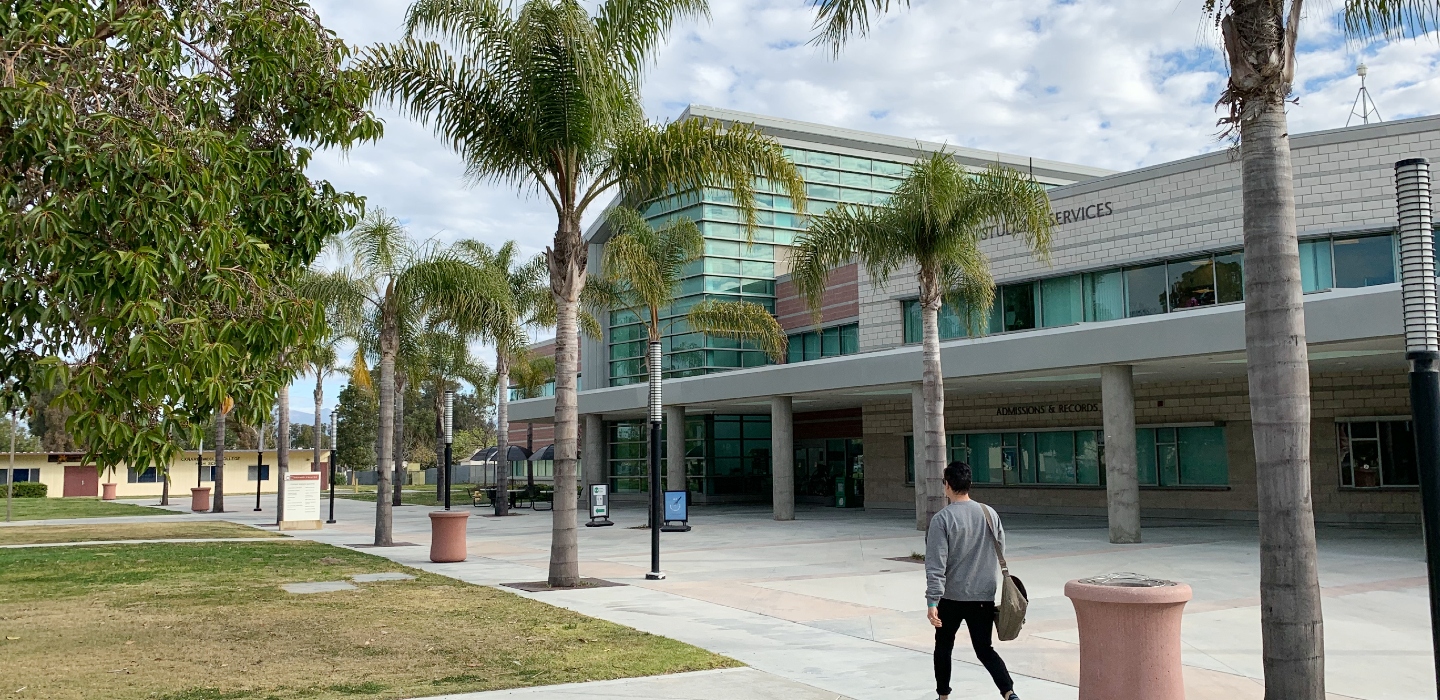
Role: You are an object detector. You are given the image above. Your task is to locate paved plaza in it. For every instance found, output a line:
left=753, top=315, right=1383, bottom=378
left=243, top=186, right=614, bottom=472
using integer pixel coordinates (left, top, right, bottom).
left=13, top=496, right=1431, bottom=700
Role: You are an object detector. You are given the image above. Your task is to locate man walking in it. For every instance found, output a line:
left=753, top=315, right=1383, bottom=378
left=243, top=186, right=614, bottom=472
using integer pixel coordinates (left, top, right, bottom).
left=926, top=461, right=1017, bottom=700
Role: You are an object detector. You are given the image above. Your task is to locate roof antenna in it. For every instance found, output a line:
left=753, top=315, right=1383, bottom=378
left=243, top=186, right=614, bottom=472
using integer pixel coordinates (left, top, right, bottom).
left=1347, top=63, right=1383, bottom=127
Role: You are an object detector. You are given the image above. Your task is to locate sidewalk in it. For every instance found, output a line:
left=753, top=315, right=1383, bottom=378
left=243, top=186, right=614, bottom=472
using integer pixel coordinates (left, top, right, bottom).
left=128, top=495, right=1432, bottom=700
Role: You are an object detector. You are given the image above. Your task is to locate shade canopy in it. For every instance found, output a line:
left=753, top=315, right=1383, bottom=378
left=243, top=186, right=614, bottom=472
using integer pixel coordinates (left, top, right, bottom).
left=468, top=445, right=533, bottom=463
left=528, top=444, right=555, bottom=461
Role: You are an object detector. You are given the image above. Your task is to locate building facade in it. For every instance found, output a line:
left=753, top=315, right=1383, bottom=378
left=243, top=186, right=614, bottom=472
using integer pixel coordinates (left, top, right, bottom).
left=511, top=106, right=1440, bottom=524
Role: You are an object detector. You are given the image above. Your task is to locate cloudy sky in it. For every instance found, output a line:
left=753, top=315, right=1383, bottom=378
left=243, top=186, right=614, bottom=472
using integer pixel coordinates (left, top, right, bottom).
left=292, top=0, right=1440, bottom=417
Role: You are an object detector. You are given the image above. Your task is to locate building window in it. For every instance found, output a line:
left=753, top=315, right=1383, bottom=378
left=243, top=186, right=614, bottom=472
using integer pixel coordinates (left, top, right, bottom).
left=1083, top=270, right=1125, bottom=321
left=787, top=324, right=859, bottom=363
left=247, top=464, right=270, bottom=481
left=1299, top=239, right=1333, bottom=292
left=1040, top=275, right=1083, bottom=327
left=1125, top=263, right=1168, bottom=317
left=608, top=421, right=648, bottom=494
left=1332, top=234, right=1396, bottom=288
left=1215, top=251, right=1245, bottom=303
left=904, top=435, right=914, bottom=485
left=1338, top=419, right=1417, bottom=488
left=1137, top=426, right=1228, bottom=486
left=1168, top=256, right=1216, bottom=310
left=0, top=469, right=36, bottom=484
left=127, top=467, right=160, bottom=483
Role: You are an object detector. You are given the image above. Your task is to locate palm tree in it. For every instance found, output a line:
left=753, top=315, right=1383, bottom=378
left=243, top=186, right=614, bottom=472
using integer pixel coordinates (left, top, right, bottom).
left=791, top=153, right=1051, bottom=526
left=410, top=327, right=491, bottom=499
left=303, top=210, right=507, bottom=545
left=450, top=241, right=553, bottom=517
left=305, top=338, right=341, bottom=482
left=593, top=206, right=787, bottom=498
left=509, top=353, right=557, bottom=492
left=364, top=0, right=806, bottom=586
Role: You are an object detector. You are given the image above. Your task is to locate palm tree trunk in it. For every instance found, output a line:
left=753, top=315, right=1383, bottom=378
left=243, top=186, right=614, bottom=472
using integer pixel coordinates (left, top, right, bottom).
left=277, top=385, right=290, bottom=522
left=392, top=372, right=406, bottom=506
left=495, top=356, right=511, bottom=516
left=919, top=281, right=948, bottom=526
left=549, top=269, right=582, bottom=588
left=313, top=372, right=324, bottom=477
left=1241, top=101, right=1325, bottom=698
left=374, top=319, right=397, bottom=546
left=213, top=409, right=226, bottom=513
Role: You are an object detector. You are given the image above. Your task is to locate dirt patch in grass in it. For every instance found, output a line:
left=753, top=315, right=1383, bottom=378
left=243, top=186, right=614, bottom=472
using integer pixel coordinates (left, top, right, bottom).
left=0, top=498, right=177, bottom=521
left=0, top=540, right=736, bottom=700
left=0, top=521, right=278, bottom=546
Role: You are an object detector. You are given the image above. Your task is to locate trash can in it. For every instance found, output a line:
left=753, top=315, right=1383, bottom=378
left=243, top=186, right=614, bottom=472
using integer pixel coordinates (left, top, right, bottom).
left=1065, top=573, right=1192, bottom=700
left=428, top=510, right=470, bottom=563
left=190, top=487, right=211, bottom=512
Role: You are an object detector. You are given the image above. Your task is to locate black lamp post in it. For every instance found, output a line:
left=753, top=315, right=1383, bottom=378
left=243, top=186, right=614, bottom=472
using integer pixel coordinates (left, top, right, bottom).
left=253, top=447, right=264, bottom=512
left=196, top=437, right=204, bottom=488
left=443, top=390, right=454, bottom=511
left=1397, top=157, right=1440, bottom=688
left=327, top=409, right=337, bottom=524
left=645, top=341, right=665, bottom=581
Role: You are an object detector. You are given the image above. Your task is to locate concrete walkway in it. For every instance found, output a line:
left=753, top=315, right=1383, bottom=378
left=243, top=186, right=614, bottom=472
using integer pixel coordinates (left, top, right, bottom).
left=100, top=495, right=1434, bottom=699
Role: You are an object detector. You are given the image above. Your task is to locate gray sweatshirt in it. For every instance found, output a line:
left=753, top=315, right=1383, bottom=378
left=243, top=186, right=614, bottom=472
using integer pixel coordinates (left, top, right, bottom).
left=925, top=500, right=1005, bottom=605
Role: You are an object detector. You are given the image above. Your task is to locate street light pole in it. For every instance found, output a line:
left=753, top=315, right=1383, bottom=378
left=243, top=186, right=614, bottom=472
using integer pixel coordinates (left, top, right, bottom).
left=254, top=419, right=265, bottom=512
left=327, top=410, right=337, bottom=524
left=645, top=341, right=665, bottom=581
left=1398, top=157, right=1440, bottom=690
left=196, top=437, right=204, bottom=488
left=443, top=390, right=454, bottom=511
left=7, top=409, right=15, bottom=523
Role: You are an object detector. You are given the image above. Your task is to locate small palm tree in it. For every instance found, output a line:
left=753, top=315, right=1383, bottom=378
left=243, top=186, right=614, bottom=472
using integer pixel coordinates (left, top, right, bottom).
left=593, top=207, right=787, bottom=497
left=303, top=337, right=341, bottom=483
left=364, top=0, right=806, bottom=586
left=303, top=210, right=507, bottom=545
left=410, top=327, right=490, bottom=498
left=449, top=241, right=553, bottom=516
left=509, top=354, right=557, bottom=492
left=792, top=153, right=1051, bottom=526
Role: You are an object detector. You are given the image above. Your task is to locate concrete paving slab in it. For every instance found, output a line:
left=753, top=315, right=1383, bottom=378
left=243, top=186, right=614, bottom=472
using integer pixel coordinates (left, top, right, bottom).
left=281, top=581, right=357, bottom=594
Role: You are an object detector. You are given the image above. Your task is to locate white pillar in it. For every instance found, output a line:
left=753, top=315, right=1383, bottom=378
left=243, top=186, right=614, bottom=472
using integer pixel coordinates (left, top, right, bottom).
left=582, top=414, right=605, bottom=492
left=1101, top=365, right=1142, bottom=544
left=771, top=396, right=795, bottom=521
left=665, top=405, right=687, bottom=493
left=910, top=384, right=928, bottom=531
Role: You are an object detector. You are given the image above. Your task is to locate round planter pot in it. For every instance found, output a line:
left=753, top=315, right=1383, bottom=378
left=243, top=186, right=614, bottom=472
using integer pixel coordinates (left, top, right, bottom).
left=428, top=511, right=471, bottom=563
left=190, top=487, right=212, bottom=512
left=1065, top=577, right=1192, bottom=700
left=101, top=483, right=117, bottom=501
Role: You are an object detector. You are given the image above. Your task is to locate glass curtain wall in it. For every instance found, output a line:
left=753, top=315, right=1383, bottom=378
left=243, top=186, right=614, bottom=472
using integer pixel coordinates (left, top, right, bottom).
left=609, top=149, right=911, bottom=386
left=788, top=324, right=860, bottom=363
left=606, top=415, right=772, bottom=497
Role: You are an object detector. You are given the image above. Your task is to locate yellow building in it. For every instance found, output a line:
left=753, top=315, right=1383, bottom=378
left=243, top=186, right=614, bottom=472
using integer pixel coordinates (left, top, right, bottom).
left=2, top=449, right=324, bottom=499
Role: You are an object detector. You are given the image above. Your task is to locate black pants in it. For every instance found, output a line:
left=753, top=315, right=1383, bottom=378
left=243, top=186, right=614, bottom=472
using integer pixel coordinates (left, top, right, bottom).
left=934, top=599, right=1013, bottom=696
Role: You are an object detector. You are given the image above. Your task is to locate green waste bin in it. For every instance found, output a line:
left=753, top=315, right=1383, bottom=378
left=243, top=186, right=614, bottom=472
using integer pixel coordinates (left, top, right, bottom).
left=834, top=476, right=847, bottom=508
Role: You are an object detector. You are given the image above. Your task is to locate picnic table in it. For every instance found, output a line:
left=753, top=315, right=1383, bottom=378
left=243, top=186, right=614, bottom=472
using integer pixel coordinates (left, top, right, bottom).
left=469, top=487, right=553, bottom=510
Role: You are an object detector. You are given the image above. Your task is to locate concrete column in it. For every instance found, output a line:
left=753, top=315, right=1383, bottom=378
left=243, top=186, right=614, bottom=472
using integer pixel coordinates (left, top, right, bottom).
left=771, top=396, right=795, bottom=521
left=910, top=384, right=928, bottom=531
left=582, top=414, right=605, bottom=492
left=665, top=405, right=687, bottom=493
left=1101, top=365, right=1142, bottom=544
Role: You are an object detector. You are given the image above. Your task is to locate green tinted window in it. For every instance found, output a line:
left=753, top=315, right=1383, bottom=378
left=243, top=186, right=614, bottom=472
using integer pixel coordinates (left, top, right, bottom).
left=1178, top=427, right=1228, bottom=485
left=1040, top=275, right=1083, bottom=327
left=1036, top=431, right=1075, bottom=483
left=1299, top=239, right=1333, bottom=293
left=1215, top=251, right=1244, bottom=303
left=840, top=325, right=859, bottom=354
left=1076, top=431, right=1101, bottom=485
left=1125, top=264, right=1168, bottom=317
left=1084, top=270, right=1125, bottom=322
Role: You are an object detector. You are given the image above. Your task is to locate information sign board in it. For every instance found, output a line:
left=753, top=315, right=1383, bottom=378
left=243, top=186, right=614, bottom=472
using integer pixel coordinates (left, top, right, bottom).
left=280, top=471, right=322, bottom=530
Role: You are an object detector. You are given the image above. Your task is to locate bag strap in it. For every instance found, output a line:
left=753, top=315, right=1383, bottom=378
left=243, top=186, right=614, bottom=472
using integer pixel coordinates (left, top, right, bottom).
left=978, top=503, right=1010, bottom=577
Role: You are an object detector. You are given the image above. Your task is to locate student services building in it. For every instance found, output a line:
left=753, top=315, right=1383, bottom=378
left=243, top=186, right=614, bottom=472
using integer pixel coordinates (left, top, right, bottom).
left=509, top=105, right=1440, bottom=525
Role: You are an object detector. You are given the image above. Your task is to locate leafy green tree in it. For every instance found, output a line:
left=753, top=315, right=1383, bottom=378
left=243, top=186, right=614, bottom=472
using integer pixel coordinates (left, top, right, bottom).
left=791, top=153, right=1051, bottom=527
left=304, top=211, right=507, bottom=545
left=336, top=383, right=380, bottom=475
left=0, top=413, right=40, bottom=453
left=364, top=0, right=806, bottom=585
left=1, top=1, right=381, bottom=475
left=592, top=207, right=787, bottom=492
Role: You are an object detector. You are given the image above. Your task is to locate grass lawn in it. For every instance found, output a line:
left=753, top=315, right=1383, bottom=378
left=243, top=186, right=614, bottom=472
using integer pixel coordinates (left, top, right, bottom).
left=0, top=539, right=736, bottom=700
left=0, top=497, right=177, bottom=521
left=0, top=521, right=278, bottom=546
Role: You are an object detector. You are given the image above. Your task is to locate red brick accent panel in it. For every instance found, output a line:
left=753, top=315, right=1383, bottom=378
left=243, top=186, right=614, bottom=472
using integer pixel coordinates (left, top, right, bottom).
left=775, top=263, right=859, bottom=332
left=508, top=421, right=555, bottom=451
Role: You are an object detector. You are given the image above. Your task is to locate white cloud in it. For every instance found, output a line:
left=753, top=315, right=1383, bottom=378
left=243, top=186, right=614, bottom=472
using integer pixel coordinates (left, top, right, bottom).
left=292, top=0, right=1440, bottom=413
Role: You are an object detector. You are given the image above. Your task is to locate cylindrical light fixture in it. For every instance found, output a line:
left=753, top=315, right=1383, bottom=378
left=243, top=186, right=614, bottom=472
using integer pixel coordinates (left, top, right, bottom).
left=1397, top=157, right=1440, bottom=691
left=646, top=341, right=665, bottom=580
left=443, top=390, right=455, bottom=444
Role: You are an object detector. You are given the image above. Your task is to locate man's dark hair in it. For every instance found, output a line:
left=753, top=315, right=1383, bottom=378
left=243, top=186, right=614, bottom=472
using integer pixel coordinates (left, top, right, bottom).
left=944, top=461, right=972, bottom=494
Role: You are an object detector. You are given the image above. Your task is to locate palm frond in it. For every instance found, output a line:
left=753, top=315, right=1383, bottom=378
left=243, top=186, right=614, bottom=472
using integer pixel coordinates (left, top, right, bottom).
left=1344, top=0, right=1440, bottom=39
left=345, top=209, right=415, bottom=278
left=809, top=0, right=908, bottom=57
left=687, top=299, right=788, bottom=362
left=596, top=0, right=710, bottom=80
left=348, top=350, right=374, bottom=391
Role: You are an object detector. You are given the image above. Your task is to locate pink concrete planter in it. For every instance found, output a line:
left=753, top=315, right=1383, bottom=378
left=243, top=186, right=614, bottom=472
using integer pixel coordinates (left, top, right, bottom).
left=190, top=487, right=211, bottom=512
left=101, top=483, right=117, bottom=501
left=1065, top=575, right=1192, bottom=700
left=428, top=511, right=470, bottom=563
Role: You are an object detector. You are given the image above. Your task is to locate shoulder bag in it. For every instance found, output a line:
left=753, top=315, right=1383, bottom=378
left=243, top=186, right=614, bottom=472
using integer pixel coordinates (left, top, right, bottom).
left=979, top=504, right=1028, bottom=641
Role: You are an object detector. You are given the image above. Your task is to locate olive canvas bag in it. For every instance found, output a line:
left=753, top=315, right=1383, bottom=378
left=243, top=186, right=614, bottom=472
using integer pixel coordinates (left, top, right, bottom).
left=979, top=504, right=1028, bottom=641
